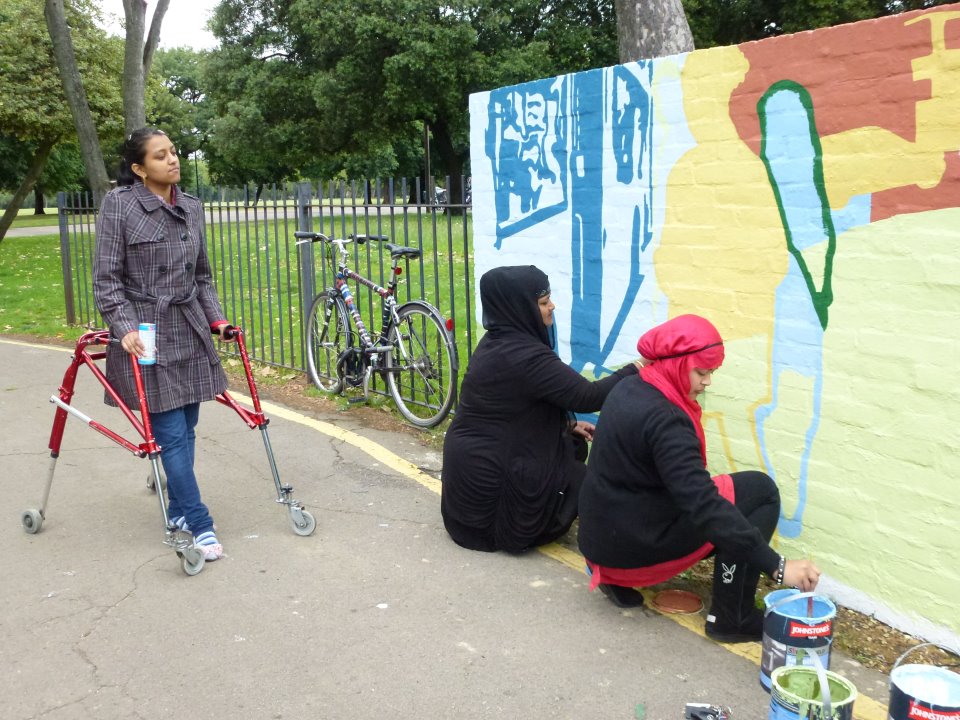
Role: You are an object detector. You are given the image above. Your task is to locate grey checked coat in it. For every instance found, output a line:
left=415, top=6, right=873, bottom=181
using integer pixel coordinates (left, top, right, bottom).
left=93, top=182, right=227, bottom=413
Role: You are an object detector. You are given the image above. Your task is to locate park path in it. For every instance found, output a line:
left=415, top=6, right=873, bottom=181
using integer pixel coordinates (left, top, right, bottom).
left=0, top=337, right=892, bottom=720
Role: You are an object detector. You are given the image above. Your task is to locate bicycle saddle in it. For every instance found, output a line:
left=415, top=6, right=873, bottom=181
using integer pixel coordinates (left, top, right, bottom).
left=384, top=243, right=421, bottom=260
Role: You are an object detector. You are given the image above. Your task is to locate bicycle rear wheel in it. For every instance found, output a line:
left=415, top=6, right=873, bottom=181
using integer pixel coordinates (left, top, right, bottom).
left=384, top=302, right=458, bottom=428
left=306, top=290, right=350, bottom=394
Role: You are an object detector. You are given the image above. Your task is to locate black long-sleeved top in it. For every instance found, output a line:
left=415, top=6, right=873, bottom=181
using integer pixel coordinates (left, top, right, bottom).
left=578, top=376, right=779, bottom=572
left=441, top=333, right=637, bottom=553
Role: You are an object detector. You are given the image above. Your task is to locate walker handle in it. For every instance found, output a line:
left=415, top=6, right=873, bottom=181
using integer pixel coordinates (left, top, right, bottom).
left=213, top=324, right=240, bottom=341
left=892, top=642, right=959, bottom=673
left=764, top=590, right=821, bottom=616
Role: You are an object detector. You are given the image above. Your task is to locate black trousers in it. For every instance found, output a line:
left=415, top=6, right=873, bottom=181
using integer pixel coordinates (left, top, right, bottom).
left=710, top=470, right=780, bottom=624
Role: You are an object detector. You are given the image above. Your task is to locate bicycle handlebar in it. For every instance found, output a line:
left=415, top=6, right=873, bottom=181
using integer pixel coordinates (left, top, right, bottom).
left=293, top=232, right=390, bottom=246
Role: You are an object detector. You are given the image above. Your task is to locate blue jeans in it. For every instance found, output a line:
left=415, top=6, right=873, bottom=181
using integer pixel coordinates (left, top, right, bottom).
left=150, top=403, right=214, bottom=535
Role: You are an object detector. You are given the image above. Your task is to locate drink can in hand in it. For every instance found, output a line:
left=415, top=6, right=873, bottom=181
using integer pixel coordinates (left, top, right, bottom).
left=138, top=322, right=157, bottom=365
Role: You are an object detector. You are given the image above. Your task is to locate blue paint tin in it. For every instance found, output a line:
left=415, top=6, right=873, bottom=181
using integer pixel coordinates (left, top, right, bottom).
left=889, top=644, right=960, bottom=720
left=761, top=589, right=837, bottom=691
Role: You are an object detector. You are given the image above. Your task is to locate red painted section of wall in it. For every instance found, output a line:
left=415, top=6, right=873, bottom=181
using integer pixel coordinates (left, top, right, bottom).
left=950, top=9, right=960, bottom=48
left=871, top=150, right=960, bottom=222
left=728, top=8, right=950, bottom=155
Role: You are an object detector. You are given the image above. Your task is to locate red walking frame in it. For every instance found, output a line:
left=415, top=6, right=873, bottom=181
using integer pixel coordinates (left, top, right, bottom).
left=22, top=326, right=315, bottom=576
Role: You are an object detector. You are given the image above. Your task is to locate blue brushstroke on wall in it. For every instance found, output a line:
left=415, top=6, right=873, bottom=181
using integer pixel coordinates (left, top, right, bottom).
left=484, top=64, right=654, bottom=375
left=485, top=77, right=568, bottom=247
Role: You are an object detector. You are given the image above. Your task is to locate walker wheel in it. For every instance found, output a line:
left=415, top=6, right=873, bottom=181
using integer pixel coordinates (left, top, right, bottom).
left=178, top=548, right=205, bottom=576
left=21, top=509, right=43, bottom=534
left=289, top=508, right=316, bottom=537
left=146, top=472, right=167, bottom=493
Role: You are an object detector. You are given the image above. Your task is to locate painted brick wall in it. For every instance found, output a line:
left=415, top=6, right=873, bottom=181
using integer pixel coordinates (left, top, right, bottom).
left=468, top=5, right=960, bottom=648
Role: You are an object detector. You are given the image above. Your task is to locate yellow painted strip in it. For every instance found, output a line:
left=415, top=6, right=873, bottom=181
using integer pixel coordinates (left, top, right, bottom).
left=853, top=695, right=888, bottom=720
left=3, top=339, right=888, bottom=717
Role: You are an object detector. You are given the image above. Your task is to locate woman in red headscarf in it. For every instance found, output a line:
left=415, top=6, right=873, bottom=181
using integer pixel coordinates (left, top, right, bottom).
left=577, top=315, right=820, bottom=642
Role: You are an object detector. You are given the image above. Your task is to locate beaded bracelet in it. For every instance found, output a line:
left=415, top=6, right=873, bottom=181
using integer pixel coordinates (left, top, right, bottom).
left=773, top=555, right=786, bottom=585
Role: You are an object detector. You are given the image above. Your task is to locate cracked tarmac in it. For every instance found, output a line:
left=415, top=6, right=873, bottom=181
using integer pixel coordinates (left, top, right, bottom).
left=0, top=339, right=891, bottom=720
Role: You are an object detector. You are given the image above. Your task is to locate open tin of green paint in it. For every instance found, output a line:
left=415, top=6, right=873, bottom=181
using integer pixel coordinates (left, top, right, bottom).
left=768, top=648, right=857, bottom=720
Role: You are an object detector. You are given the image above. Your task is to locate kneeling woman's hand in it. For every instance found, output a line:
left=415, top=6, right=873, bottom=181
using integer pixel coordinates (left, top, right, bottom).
left=784, top=559, right=821, bottom=592
left=571, top=420, right=596, bottom=442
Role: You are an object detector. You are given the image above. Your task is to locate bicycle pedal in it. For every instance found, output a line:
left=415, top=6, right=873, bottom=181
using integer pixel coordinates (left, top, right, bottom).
left=347, top=396, right=368, bottom=404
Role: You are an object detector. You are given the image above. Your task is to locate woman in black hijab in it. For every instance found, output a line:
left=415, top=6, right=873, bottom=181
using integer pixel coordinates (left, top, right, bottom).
left=440, top=266, right=641, bottom=553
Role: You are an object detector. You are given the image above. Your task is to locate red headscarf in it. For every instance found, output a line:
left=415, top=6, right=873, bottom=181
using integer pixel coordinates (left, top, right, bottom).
left=638, top=314, right=725, bottom=465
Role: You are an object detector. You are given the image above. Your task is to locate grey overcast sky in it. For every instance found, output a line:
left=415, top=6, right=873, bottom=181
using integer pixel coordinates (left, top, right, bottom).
left=98, top=0, right=220, bottom=51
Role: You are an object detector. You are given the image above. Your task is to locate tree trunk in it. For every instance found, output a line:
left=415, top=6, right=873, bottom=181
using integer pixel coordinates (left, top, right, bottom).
left=123, top=0, right=169, bottom=133
left=615, top=0, right=694, bottom=63
left=44, top=0, right=111, bottom=202
left=142, top=0, right=169, bottom=78
left=0, top=139, right=55, bottom=243
left=429, top=119, right=465, bottom=214
left=34, top=185, right=47, bottom=215
left=122, top=0, right=146, bottom=132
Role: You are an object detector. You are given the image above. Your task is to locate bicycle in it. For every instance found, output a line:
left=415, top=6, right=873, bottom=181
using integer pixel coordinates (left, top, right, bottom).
left=294, top=231, right=459, bottom=428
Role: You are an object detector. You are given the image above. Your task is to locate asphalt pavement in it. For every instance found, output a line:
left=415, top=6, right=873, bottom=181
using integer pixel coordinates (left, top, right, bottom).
left=4, top=225, right=61, bottom=238
left=0, top=338, right=892, bottom=720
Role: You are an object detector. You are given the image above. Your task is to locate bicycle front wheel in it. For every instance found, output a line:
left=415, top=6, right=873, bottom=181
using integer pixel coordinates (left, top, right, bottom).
left=306, top=290, right=350, bottom=394
left=384, top=302, right=458, bottom=428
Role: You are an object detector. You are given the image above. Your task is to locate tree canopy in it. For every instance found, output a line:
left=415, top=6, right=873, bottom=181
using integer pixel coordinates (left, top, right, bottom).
left=683, top=0, right=957, bottom=48
left=203, top=0, right=619, bottom=191
left=0, top=0, right=121, bottom=238
left=0, top=0, right=122, bottom=147
left=148, top=47, right=212, bottom=159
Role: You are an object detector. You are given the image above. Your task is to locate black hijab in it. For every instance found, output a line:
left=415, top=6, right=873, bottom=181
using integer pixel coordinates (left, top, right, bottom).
left=479, top=265, right=552, bottom=348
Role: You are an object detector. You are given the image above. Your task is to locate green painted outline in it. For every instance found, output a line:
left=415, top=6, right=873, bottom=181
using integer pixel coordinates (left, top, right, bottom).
left=758, top=80, right=837, bottom=330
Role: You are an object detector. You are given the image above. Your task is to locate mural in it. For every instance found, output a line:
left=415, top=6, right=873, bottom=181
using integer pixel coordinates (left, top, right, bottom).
left=469, top=5, right=960, bottom=646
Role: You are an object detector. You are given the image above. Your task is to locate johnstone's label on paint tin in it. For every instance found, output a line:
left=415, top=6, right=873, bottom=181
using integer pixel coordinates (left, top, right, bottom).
left=907, top=702, right=960, bottom=720
left=788, top=620, right=832, bottom=638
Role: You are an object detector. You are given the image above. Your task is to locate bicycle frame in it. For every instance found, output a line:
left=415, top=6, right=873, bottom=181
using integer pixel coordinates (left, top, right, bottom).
left=325, top=238, right=404, bottom=360
left=298, top=230, right=458, bottom=427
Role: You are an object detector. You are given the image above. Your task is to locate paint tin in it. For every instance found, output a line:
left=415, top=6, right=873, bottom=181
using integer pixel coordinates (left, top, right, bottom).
left=138, top=322, right=156, bottom=365
left=769, top=649, right=857, bottom=720
left=761, top=589, right=837, bottom=691
left=888, top=644, right=960, bottom=720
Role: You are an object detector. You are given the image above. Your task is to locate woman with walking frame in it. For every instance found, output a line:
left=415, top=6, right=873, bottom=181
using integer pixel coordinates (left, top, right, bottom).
left=94, top=127, right=234, bottom=562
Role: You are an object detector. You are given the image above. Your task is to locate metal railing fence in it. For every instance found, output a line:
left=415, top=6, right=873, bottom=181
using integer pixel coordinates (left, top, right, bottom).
left=57, top=176, right=474, bottom=411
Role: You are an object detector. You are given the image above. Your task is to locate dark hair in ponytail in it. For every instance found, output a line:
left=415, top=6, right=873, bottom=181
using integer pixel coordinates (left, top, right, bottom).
left=117, top=127, right=168, bottom=186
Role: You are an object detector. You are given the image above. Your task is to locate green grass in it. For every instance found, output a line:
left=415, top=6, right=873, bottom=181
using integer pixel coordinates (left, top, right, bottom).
left=0, top=234, right=83, bottom=341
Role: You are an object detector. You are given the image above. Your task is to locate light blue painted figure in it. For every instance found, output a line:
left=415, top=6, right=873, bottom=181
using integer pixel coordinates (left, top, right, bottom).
left=755, top=82, right=868, bottom=538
